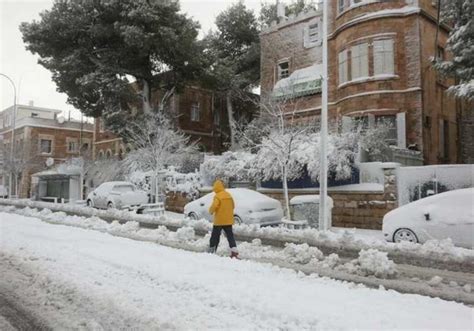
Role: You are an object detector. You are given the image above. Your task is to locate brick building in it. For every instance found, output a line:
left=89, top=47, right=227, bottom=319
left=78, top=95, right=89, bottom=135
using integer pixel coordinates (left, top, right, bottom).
left=94, top=85, right=256, bottom=159
left=261, top=0, right=464, bottom=165
left=0, top=104, right=93, bottom=197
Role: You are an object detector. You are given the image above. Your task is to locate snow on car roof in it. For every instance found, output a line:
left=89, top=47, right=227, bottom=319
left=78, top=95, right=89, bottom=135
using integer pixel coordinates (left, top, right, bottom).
left=228, top=188, right=269, bottom=199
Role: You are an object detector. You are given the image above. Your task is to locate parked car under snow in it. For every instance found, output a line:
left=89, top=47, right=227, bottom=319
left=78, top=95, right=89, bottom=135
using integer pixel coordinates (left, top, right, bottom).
left=87, top=182, right=148, bottom=210
left=184, top=188, right=283, bottom=226
left=382, top=188, right=474, bottom=248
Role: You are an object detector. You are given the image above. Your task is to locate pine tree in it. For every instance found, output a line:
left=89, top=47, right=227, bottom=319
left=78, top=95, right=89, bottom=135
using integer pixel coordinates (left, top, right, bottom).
left=20, top=0, right=202, bottom=129
left=435, top=0, right=474, bottom=100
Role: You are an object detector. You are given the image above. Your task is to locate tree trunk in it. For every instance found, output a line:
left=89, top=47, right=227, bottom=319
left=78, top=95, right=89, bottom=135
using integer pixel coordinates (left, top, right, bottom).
left=142, top=79, right=153, bottom=115
left=226, top=91, right=236, bottom=150
left=282, top=165, right=291, bottom=219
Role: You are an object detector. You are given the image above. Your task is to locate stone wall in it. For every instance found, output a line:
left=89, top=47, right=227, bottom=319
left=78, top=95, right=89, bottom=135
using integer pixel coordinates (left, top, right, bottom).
left=165, top=191, right=192, bottom=213
left=258, top=165, right=399, bottom=230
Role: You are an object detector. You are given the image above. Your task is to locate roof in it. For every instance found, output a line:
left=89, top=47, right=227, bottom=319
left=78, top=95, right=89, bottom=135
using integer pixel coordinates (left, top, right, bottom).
left=0, top=104, right=63, bottom=114
left=273, top=64, right=322, bottom=99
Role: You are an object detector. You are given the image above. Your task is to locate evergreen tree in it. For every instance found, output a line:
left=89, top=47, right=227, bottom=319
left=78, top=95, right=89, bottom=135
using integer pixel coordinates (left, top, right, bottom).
left=201, top=1, right=260, bottom=149
left=20, top=0, right=202, bottom=132
left=435, top=0, right=474, bottom=100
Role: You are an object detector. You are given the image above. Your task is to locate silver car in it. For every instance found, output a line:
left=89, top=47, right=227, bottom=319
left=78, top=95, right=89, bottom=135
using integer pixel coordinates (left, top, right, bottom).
left=184, top=188, right=283, bottom=226
left=86, top=182, right=148, bottom=210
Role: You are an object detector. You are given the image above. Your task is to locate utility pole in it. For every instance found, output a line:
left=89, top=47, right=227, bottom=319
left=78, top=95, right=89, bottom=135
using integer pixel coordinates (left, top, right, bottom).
left=318, top=0, right=329, bottom=231
left=0, top=73, right=17, bottom=198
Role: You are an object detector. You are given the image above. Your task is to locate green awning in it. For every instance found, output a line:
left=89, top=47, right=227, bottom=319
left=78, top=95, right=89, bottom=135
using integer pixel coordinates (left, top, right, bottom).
left=272, top=64, right=322, bottom=100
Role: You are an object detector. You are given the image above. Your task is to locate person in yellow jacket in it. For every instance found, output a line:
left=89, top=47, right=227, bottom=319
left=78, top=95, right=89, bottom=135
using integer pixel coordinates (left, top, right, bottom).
left=208, top=180, right=239, bottom=258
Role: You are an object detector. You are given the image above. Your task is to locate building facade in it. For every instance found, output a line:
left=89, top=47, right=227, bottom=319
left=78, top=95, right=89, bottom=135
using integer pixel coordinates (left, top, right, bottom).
left=94, top=85, right=256, bottom=160
left=0, top=104, right=93, bottom=197
left=261, top=0, right=463, bottom=165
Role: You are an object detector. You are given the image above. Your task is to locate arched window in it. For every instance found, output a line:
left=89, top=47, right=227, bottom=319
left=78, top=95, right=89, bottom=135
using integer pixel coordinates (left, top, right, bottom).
left=105, top=149, right=112, bottom=159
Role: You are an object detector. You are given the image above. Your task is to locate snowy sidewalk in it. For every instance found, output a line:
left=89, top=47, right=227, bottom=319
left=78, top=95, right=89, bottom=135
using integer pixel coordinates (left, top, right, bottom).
left=1, top=212, right=472, bottom=330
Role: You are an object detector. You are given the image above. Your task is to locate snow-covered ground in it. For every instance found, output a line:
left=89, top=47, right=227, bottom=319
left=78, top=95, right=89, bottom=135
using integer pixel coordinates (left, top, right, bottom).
left=1, top=212, right=473, bottom=330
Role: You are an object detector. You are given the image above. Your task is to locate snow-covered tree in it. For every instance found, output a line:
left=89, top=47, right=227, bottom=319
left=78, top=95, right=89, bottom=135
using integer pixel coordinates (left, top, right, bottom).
left=122, top=112, right=197, bottom=201
left=239, top=96, right=315, bottom=218
left=435, top=0, right=474, bottom=99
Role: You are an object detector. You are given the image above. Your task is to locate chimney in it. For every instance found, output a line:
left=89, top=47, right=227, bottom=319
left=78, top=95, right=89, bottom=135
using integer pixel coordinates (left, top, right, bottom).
left=277, top=0, right=286, bottom=20
left=28, top=100, right=34, bottom=106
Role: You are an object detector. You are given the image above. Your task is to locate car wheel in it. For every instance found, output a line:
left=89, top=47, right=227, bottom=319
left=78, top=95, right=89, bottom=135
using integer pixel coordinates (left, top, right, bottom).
left=188, top=212, right=199, bottom=220
left=107, top=202, right=115, bottom=210
left=87, top=199, right=93, bottom=208
left=233, top=215, right=243, bottom=225
left=393, top=228, right=419, bottom=244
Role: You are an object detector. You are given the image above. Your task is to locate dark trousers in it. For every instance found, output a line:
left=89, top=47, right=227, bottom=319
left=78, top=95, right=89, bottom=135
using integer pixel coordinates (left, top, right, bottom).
left=209, top=225, right=236, bottom=249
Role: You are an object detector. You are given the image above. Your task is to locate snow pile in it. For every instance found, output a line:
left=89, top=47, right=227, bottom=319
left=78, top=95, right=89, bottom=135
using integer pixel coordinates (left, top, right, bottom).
left=282, top=243, right=324, bottom=264
left=1, top=202, right=473, bottom=265
left=354, top=249, right=398, bottom=278
left=175, top=227, right=195, bottom=241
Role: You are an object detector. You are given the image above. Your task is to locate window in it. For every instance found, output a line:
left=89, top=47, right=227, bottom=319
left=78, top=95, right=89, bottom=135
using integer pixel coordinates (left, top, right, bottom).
left=277, top=61, right=289, bottom=80
left=105, top=149, right=112, bottom=159
left=338, top=0, right=346, bottom=12
left=374, top=39, right=395, bottom=75
left=214, top=109, right=220, bottom=126
left=436, top=46, right=445, bottom=61
left=66, top=138, right=78, bottom=153
left=338, top=49, right=349, bottom=84
left=97, top=150, right=104, bottom=160
left=40, top=139, right=52, bottom=154
left=376, top=115, right=397, bottom=146
left=190, top=102, right=200, bottom=122
left=351, top=43, right=369, bottom=79
left=342, top=113, right=405, bottom=148
left=31, top=112, right=39, bottom=118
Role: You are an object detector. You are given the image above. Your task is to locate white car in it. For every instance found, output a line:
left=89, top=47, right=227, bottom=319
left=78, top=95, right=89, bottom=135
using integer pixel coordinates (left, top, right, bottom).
left=184, top=188, right=283, bottom=226
left=0, top=185, right=7, bottom=198
left=86, top=182, right=148, bottom=210
left=383, top=188, right=474, bottom=248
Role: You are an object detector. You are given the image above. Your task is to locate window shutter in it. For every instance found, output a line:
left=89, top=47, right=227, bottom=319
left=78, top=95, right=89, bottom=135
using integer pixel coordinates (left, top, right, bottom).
left=373, top=40, right=384, bottom=75
left=351, top=45, right=360, bottom=79
left=385, top=39, right=395, bottom=75
left=342, top=116, right=352, bottom=132
left=339, top=50, right=348, bottom=84
left=360, top=43, right=369, bottom=77
left=397, top=112, right=406, bottom=149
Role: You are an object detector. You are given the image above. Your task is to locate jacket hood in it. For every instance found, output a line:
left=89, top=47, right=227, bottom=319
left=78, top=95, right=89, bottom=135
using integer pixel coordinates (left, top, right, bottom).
left=213, top=180, right=225, bottom=193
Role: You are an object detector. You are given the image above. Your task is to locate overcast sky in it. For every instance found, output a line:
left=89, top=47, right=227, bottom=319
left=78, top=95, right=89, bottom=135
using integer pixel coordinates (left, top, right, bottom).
left=0, top=0, right=263, bottom=120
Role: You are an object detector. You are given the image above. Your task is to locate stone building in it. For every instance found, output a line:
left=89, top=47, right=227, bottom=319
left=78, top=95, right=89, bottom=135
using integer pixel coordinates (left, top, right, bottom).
left=260, top=0, right=464, bottom=165
left=0, top=103, right=93, bottom=198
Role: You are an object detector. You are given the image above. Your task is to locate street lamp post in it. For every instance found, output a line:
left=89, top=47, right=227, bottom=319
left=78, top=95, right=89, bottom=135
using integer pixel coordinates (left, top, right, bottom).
left=318, top=0, right=329, bottom=231
left=0, top=73, right=17, bottom=198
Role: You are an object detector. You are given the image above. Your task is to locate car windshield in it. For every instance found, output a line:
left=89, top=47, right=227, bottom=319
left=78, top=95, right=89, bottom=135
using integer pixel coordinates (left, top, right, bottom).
left=113, top=185, right=134, bottom=193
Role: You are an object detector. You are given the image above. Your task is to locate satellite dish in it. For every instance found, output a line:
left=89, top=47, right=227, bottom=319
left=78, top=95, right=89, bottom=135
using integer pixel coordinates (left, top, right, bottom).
left=57, top=116, right=65, bottom=124
left=46, top=157, right=55, bottom=167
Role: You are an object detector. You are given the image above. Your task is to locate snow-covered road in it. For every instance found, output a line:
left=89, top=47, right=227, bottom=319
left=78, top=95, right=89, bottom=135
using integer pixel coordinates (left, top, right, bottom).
left=1, top=212, right=473, bottom=330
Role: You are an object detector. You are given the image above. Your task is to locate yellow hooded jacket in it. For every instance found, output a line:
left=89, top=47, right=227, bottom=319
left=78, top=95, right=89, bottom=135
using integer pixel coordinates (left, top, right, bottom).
left=209, top=180, right=235, bottom=226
